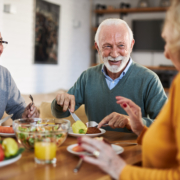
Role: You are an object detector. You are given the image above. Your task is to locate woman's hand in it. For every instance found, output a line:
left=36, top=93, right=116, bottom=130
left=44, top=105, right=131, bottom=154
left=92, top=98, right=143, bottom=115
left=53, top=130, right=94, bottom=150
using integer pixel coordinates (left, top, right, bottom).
left=79, top=136, right=126, bottom=180
left=116, top=96, right=144, bottom=136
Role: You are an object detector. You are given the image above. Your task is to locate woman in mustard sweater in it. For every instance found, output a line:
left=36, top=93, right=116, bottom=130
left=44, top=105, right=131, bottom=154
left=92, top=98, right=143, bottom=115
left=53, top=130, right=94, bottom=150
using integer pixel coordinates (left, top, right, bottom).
left=79, top=0, right=180, bottom=179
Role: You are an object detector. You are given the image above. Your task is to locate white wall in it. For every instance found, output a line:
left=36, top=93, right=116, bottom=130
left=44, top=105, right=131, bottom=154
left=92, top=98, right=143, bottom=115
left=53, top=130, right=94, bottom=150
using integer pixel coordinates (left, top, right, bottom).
left=1, top=0, right=91, bottom=94
left=0, top=0, right=173, bottom=94
left=0, top=0, right=3, bottom=31
left=92, top=0, right=173, bottom=66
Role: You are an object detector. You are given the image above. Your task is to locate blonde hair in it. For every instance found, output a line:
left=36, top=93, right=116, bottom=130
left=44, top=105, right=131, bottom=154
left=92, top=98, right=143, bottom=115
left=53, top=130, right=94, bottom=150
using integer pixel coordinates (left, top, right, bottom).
left=165, top=0, right=180, bottom=53
left=95, top=19, right=133, bottom=47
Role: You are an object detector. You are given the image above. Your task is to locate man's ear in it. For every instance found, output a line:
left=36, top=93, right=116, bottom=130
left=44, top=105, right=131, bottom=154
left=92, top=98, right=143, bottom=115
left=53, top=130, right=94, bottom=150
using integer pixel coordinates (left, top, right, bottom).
left=95, top=42, right=100, bottom=53
left=130, top=39, right=135, bottom=53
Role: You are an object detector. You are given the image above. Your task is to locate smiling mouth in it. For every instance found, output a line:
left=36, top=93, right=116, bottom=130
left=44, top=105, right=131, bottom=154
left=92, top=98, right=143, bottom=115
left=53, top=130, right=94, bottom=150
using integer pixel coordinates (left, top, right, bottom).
left=108, top=60, right=121, bottom=65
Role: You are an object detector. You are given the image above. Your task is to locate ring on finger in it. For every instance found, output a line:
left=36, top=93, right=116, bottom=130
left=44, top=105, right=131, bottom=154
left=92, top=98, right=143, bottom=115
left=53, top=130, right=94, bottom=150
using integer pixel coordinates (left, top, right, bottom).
left=93, top=150, right=100, bottom=158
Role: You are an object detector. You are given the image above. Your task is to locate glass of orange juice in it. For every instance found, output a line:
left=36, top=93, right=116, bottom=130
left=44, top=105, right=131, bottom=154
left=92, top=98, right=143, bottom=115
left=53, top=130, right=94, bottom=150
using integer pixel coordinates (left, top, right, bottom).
left=34, top=132, right=57, bottom=164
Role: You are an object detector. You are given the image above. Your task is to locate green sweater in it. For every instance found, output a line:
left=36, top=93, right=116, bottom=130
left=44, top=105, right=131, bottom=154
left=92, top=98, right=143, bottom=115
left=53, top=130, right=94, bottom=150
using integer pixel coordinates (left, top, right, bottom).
left=51, top=61, right=167, bottom=132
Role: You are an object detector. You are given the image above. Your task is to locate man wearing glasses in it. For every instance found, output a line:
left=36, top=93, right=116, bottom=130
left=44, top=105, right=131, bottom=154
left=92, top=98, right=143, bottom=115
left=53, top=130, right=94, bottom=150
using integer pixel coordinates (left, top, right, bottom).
left=0, top=32, right=39, bottom=120
left=0, top=38, right=8, bottom=50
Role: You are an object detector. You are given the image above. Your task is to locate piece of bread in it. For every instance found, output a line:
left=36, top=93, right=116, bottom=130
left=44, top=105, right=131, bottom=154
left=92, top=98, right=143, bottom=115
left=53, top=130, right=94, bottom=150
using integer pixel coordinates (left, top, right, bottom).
left=86, top=127, right=101, bottom=134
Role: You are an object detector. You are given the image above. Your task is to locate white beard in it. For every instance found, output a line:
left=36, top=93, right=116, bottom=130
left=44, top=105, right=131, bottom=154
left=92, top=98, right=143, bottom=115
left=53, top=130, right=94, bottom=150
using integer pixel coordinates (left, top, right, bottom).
left=101, top=54, right=130, bottom=73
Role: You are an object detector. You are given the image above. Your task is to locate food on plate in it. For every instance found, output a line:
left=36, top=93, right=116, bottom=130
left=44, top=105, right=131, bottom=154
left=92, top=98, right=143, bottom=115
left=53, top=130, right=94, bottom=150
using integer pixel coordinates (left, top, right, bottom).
left=72, top=120, right=87, bottom=134
left=2, top=138, right=18, bottom=158
left=72, top=137, right=110, bottom=153
left=0, top=144, right=4, bottom=161
left=16, top=125, right=67, bottom=149
left=0, top=126, right=14, bottom=133
left=0, top=137, right=25, bottom=163
left=86, top=127, right=101, bottom=134
left=71, top=121, right=101, bottom=134
left=72, top=145, right=84, bottom=152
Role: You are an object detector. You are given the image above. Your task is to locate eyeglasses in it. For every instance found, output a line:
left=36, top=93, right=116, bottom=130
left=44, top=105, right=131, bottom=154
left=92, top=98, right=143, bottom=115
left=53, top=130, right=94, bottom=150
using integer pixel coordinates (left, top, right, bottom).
left=0, top=40, right=8, bottom=49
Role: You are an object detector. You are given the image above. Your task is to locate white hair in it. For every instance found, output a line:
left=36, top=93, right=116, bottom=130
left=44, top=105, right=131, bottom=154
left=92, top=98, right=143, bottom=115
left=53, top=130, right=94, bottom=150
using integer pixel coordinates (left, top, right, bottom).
left=95, top=18, right=133, bottom=47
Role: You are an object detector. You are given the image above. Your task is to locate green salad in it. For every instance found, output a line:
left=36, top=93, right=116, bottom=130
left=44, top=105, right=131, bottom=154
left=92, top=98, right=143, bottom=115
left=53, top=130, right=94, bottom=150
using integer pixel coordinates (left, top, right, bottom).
left=16, top=125, right=67, bottom=149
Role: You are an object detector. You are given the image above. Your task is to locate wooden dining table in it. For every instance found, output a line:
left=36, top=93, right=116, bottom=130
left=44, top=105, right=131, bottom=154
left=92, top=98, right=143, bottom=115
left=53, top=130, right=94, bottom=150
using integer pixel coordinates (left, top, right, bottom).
left=0, top=131, right=142, bottom=180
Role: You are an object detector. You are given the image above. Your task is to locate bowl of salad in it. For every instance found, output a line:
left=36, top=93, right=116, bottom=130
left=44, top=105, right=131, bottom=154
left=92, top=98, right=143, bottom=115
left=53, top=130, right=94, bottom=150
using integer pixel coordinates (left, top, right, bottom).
left=13, top=118, right=70, bottom=150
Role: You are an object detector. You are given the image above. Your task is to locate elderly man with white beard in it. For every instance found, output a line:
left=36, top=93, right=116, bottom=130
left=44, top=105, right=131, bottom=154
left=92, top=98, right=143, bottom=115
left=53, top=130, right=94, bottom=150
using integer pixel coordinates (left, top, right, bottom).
left=51, top=19, right=167, bottom=132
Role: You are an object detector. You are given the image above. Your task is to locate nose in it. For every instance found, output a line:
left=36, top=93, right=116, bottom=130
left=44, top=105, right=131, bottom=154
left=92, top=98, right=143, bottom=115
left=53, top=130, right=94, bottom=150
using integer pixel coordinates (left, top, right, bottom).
left=110, top=47, right=119, bottom=58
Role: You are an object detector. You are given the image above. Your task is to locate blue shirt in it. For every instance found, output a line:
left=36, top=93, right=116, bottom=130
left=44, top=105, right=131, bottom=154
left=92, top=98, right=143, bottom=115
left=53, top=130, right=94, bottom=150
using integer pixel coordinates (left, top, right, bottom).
left=102, top=58, right=132, bottom=90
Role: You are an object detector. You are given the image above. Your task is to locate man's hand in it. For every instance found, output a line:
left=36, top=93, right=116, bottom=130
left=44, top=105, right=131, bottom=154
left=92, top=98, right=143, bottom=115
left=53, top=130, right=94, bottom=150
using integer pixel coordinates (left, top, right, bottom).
left=56, top=92, right=75, bottom=112
left=98, top=112, right=131, bottom=130
left=22, top=103, right=39, bottom=118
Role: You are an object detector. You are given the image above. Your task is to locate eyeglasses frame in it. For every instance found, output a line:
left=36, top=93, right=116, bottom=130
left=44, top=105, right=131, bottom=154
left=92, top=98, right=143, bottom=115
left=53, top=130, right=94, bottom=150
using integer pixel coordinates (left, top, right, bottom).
left=0, top=41, right=8, bottom=45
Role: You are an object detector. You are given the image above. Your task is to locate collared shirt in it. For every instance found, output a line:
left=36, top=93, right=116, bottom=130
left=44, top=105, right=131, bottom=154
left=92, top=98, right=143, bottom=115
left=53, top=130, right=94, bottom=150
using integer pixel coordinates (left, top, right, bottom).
left=101, top=58, right=132, bottom=90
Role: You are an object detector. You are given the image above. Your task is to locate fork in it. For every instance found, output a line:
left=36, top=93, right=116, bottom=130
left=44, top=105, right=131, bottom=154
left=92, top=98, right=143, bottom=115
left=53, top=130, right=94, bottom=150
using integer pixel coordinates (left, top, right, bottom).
left=29, top=94, right=34, bottom=108
left=73, top=158, right=83, bottom=173
left=86, top=121, right=108, bottom=128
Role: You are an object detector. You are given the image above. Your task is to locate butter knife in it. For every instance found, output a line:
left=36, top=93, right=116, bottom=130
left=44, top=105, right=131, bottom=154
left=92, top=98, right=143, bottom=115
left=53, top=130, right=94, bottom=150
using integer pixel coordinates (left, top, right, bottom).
left=115, top=142, right=137, bottom=145
left=68, top=108, right=81, bottom=122
left=0, top=114, right=13, bottom=125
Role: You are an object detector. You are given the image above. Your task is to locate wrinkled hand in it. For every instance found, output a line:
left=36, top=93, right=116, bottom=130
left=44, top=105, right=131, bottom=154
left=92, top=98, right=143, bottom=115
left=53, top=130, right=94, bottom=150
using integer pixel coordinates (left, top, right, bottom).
left=79, top=136, right=126, bottom=180
left=116, top=96, right=144, bottom=136
left=22, top=103, right=39, bottom=118
left=55, top=92, right=75, bottom=112
left=98, top=112, right=131, bottom=130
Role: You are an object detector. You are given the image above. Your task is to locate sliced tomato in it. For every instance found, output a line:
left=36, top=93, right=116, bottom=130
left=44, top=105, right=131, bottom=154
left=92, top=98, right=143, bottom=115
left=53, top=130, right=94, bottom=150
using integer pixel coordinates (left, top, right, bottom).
left=0, top=145, right=4, bottom=161
left=72, top=145, right=85, bottom=152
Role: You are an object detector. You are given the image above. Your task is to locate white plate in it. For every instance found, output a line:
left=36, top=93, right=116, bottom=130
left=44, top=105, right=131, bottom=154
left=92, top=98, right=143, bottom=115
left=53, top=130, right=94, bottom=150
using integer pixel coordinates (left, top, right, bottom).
left=68, top=127, right=106, bottom=137
left=67, top=144, right=124, bottom=156
left=0, top=126, right=15, bottom=137
left=0, top=154, right=21, bottom=167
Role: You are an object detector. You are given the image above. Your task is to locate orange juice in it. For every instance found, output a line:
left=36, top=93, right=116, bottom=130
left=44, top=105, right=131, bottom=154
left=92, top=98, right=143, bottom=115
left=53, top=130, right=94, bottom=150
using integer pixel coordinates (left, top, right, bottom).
left=35, top=142, right=56, bottom=160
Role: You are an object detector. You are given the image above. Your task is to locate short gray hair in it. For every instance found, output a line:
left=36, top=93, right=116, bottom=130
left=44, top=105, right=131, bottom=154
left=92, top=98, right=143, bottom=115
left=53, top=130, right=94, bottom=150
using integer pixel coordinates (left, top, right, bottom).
left=95, top=18, right=133, bottom=47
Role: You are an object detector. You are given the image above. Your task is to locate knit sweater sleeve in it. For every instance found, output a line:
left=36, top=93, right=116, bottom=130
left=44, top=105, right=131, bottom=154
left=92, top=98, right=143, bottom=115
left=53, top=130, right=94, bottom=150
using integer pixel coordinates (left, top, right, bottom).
left=51, top=71, right=86, bottom=118
left=68, top=71, right=86, bottom=108
left=5, top=68, right=26, bottom=120
left=141, top=74, right=167, bottom=127
left=120, top=165, right=180, bottom=180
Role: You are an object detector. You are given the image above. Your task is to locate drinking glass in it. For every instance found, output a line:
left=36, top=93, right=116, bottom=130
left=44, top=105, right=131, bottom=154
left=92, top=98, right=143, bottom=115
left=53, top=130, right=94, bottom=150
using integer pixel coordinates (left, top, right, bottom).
left=34, top=132, right=57, bottom=164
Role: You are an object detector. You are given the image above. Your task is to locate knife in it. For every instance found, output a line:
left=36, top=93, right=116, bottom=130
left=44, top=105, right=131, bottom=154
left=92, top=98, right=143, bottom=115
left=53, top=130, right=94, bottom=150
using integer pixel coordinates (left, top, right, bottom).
left=0, top=114, right=13, bottom=125
left=68, top=109, right=81, bottom=121
left=115, top=142, right=138, bottom=145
